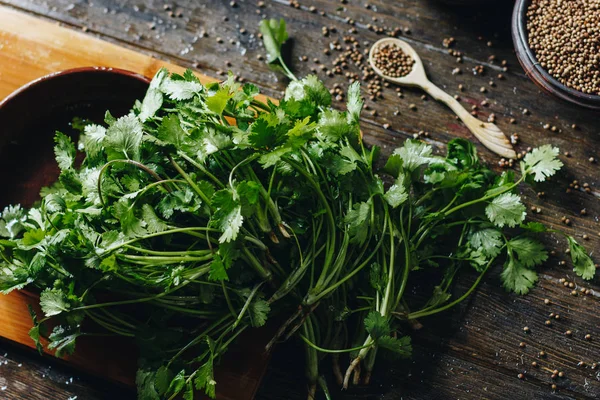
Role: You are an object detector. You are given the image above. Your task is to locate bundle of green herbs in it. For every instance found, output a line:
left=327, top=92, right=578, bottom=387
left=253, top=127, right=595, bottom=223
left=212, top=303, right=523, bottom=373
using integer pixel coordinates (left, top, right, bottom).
left=0, top=19, right=596, bottom=400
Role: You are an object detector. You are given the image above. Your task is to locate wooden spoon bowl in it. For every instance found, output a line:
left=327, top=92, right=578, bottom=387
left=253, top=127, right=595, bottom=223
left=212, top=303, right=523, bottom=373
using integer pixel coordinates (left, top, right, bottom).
left=369, top=38, right=516, bottom=159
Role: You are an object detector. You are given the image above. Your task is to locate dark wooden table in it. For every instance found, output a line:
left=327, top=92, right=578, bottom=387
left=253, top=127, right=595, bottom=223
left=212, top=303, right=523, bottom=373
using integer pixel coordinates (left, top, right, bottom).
left=1, top=0, right=599, bottom=399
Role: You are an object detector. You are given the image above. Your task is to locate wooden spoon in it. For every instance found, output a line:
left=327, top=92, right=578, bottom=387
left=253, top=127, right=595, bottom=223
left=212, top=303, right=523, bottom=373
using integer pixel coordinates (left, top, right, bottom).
left=369, top=38, right=517, bottom=159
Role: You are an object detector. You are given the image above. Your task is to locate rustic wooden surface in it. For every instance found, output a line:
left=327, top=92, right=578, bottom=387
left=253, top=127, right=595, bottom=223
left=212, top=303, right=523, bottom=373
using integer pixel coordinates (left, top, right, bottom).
left=0, top=0, right=599, bottom=399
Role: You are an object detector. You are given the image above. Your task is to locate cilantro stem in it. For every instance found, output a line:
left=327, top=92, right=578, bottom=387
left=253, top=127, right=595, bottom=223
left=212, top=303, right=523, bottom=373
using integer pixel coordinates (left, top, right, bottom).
left=407, top=259, right=492, bottom=320
left=443, top=178, right=524, bottom=217
left=97, top=159, right=166, bottom=205
left=232, top=282, right=264, bottom=329
left=169, top=156, right=213, bottom=205
left=299, top=333, right=374, bottom=354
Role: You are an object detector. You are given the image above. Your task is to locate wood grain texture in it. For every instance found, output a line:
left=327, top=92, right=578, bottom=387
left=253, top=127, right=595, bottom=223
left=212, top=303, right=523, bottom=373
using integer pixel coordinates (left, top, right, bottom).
left=0, top=0, right=599, bottom=399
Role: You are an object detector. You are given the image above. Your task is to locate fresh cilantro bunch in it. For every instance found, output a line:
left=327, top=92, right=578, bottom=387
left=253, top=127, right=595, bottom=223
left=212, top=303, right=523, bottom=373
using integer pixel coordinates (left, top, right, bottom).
left=0, top=19, right=595, bottom=400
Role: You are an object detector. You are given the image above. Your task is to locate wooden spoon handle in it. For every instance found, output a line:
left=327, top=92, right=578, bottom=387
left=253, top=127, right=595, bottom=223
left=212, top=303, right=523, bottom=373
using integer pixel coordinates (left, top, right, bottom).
left=422, top=81, right=516, bottom=159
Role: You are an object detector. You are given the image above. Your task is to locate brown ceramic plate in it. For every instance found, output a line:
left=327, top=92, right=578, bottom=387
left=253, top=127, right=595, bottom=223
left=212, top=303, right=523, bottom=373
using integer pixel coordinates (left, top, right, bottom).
left=0, top=67, right=150, bottom=208
left=512, top=0, right=600, bottom=110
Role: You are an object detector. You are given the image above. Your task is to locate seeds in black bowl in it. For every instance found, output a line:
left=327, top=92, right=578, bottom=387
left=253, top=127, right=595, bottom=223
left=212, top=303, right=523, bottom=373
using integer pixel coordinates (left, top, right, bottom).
left=526, top=0, right=600, bottom=95
left=372, top=43, right=414, bottom=78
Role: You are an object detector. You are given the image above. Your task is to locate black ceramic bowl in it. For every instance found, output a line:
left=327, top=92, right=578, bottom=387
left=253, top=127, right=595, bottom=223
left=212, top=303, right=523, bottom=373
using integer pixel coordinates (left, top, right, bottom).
left=0, top=67, right=150, bottom=207
left=512, top=0, right=600, bottom=110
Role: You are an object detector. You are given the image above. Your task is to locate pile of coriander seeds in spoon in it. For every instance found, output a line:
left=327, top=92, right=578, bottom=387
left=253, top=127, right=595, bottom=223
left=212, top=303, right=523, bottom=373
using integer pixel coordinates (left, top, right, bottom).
left=527, top=0, right=600, bottom=95
left=371, top=42, right=415, bottom=78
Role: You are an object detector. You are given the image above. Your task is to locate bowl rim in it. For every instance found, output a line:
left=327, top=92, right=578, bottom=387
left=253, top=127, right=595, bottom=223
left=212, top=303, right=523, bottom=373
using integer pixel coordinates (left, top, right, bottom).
left=0, top=66, right=151, bottom=110
left=512, top=0, right=600, bottom=103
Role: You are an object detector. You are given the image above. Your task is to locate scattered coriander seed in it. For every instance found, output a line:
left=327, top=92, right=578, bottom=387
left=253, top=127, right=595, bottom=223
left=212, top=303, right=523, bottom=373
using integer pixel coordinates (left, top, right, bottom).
left=519, top=342, right=526, bottom=348
left=544, top=298, right=550, bottom=305
left=568, top=282, right=574, bottom=288
left=409, top=103, right=417, bottom=111
left=565, top=330, right=572, bottom=336
left=518, top=373, right=524, bottom=379
left=589, top=157, right=596, bottom=163
left=577, top=361, right=585, bottom=367
left=551, top=384, right=557, bottom=390
left=580, top=208, right=587, bottom=215
left=558, top=371, right=564, bottom=378
left=539, top=350, right=546, bottom=357
left=480, top=86, right=487, bottom=93
left=545, top=320, right=552, bottom=326
left=585, top=334, right=592, bottom=340
left=524, top=326, right=531, bottom=333
left=583, top=234, right=589, bottom=240
left=532, top=361, right=538, bottom=367
left=510, top=118, right=516, bottom=124
left=571, top=290, right=578, bottom=296
left=383, top=123, right=390, bottom=130
left=554, top=314, right=560, bottom=320
left=592, top=363, right=598, bottom=370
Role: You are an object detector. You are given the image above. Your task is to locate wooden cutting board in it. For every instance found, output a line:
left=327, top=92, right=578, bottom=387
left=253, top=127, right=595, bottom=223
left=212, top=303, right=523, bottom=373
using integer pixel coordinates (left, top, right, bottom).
left=0, top=6, right=271, bottom=399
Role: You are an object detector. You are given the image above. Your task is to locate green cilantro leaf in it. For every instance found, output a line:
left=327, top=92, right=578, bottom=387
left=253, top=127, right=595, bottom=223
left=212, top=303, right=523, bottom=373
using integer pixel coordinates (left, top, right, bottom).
left=317, top=109, right=351, bottom=142
left=211, top=190, right=243, bottom=243
left=138, top=88, right=163, bottom=122
left=346, top=81, right=363, bottom=124
left=206, top=87, right=233, bottom=115
left=485, top=193, right=526, bottom=228
left=48, top=325, right=81, bottom=358
left=508, top=237, right=547, bottom=268
left=166, top=370, right=186, bottom=398
left=522, top=145, right=563, bottom=182
left=104, top=114, right=144, bottom=161
left=345, top=201, right=371, bottom=246
left=384, top=175, right=408, bottom=208
left=40, top=288, right=70, bottom=317
left=469, top=228, right=504, bottom=258
left=0, top=205, right=27, bottom=239
left=259, top=18, right=288, bottom=64
left=377, top=335, right=412, bottom=358
left=141, top=204, right=168, bottom=234
left=161, top=74, right=204, bottom=101
left=364, top=311, right=390, bottom=339
left=567, top=236, right=596, bottom=280
left=393, top=140, right=433, bottom=172
left=249, top=298, right=270, bottom=327
left=136, top=368, right=160, bottom=400
left=54, top=132, right=76, bottom=171
left=501, top=257, right=538, bottom=295
left=154, top=365, right=173, bottom=396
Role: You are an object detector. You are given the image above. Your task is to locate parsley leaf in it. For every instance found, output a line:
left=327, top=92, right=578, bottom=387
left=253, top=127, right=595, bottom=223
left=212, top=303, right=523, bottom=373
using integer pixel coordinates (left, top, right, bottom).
left=485, top=193, right=526, bottom=228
